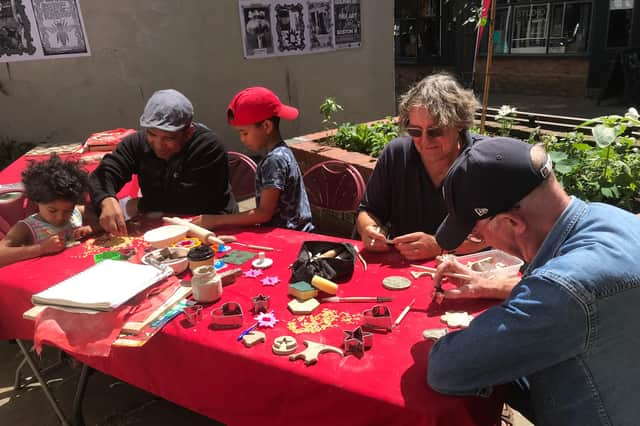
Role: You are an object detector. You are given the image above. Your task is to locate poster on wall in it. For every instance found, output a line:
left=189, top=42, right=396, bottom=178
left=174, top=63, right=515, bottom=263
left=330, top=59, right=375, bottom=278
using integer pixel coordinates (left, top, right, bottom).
left=0, top=0, right=90, bottom=63
left=239, top=1, right=275, bottom=57
left=308, top=1, right=333, bottom=52
left=334, top=0, right=360, bottom=49
left=274, top=2, right=306, bottom=55
left=239, top=0, right=359, bottom=59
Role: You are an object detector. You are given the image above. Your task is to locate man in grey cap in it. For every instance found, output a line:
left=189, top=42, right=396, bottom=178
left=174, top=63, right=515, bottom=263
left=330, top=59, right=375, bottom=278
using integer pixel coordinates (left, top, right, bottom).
left=90, top=89, right=237, bottom=235
left=427, top=138, right=640, bottom=425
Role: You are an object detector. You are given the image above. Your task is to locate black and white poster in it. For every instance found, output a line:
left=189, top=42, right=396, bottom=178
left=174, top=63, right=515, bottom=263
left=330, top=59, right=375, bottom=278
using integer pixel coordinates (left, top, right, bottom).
left=31, top=0, right=88, bottom=55
left=240, top=2, right=275, bottom=57
left=274, top=2, right=305, bottom=53
left=0, top=0, right=90, bottom=63
left=239, top=0, right=359, bottom=59
left=308, top=1, right=333, bottom=51
left=334, top=0, right=360, bottom=49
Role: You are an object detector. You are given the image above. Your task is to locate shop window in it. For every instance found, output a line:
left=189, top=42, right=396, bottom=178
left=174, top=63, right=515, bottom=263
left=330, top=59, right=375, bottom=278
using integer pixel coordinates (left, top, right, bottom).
left=607, top=0, right=633, bottom=48
left=394, top=0, right=442, bottom=62
left=480, top=1, right=592, bottom=55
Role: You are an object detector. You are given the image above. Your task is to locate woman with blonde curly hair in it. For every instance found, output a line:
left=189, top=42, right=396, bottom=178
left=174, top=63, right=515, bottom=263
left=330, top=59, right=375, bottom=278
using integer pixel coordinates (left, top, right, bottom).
left=357, top=72, right=487, bottom=260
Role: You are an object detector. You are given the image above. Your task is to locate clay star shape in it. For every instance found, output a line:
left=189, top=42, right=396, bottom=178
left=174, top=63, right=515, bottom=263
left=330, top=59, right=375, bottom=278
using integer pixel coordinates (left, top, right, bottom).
left=260, top=276, right=280, bottom=286
left=254, top=310, right=278, bottom=328
left=343, top=326, right=373, bottom=358
left=243, top=268, right=263, bottom=278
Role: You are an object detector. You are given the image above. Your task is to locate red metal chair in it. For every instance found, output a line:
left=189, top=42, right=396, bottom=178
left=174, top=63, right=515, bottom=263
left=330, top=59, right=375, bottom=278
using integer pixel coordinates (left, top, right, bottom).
left=0, top=184, right=37, bottom=231
left=303, top=160, right=366, bottom=212
left=227, top=151, right=258, bottom=201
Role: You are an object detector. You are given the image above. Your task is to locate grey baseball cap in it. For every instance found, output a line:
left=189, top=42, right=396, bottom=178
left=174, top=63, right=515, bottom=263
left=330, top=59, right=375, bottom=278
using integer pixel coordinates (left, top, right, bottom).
left=139, top=89, right=194, bottom=132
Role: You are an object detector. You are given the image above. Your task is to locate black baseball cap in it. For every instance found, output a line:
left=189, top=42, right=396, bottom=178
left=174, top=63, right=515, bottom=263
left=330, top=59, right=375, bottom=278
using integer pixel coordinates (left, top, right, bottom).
left=435, top=138, right=552, bottom=251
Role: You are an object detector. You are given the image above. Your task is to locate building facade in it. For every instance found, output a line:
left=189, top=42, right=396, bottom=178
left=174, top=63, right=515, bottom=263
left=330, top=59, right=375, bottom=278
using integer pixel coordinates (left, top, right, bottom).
left=395, top=0, right=640, bottom=98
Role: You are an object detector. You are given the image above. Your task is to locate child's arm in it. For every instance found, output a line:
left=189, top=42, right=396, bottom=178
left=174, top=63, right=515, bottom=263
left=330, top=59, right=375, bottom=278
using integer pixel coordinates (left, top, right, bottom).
left=72, top=205, right=97, bottom=240
left=195, top=188, right=281, bottom=229
left=0, top=222, right=65, bottom=268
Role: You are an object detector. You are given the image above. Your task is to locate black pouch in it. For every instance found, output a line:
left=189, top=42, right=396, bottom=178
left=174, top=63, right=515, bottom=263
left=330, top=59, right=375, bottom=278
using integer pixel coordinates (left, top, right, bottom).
left=290, top=241, right=357, bottom=283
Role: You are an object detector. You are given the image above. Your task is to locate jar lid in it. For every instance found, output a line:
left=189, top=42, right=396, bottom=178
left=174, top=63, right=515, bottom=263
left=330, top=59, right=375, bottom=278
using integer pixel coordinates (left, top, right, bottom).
left=187, top=245, right=214, bottom=261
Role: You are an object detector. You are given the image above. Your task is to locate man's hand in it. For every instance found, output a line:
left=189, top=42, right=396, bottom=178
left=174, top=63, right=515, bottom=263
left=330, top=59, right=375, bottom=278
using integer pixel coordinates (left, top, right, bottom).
left=71, top=225, right=93, bottom=240
left=433, top=259, right=519, bottom=301
left=361, top=224, right=391, bottom=252
left=393, top=232, right=440, bottom=260
left=99, top=197, right=128, bottom=236
left=39, top=235, right=65, bottom=255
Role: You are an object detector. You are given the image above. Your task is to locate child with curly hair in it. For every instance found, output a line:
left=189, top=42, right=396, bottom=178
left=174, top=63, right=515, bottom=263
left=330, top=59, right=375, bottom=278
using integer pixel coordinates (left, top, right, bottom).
left=0, top=155, right=93, bottom=267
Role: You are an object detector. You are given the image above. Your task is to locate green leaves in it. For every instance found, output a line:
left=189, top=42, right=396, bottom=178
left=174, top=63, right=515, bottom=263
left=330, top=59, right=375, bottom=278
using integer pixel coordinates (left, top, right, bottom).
left=333, top=118, right=397, bottom=157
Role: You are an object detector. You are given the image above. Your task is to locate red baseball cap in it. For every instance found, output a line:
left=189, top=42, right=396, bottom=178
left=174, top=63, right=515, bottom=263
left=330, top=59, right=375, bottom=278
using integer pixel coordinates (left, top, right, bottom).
left=227, top=87, right=299, bottom=126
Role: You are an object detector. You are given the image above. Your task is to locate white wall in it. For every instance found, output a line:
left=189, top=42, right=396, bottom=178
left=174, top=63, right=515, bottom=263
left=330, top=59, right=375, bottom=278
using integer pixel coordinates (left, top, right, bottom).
left=0, top=0, right=395, bottom=152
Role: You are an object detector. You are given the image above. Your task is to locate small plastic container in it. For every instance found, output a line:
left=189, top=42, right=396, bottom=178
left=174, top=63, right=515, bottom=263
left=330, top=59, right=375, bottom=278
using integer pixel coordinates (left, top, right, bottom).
left=454, top=249, right=524, bottom=278
left=187, top=245, right=214, bottom=271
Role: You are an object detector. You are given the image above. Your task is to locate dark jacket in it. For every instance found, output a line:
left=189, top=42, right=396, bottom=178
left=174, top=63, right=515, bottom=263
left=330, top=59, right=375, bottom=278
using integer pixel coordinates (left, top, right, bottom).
left=90, top=124, right=237, bottom=215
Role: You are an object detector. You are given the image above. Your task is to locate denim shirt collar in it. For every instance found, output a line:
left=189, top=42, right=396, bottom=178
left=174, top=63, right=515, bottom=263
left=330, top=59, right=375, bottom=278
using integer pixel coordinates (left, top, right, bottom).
left=525, top=196, right=587, bottom=275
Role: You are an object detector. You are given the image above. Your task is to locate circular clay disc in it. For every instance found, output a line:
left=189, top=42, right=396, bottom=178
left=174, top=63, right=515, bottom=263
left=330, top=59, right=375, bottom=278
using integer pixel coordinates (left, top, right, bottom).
left=382, top=275, right=411, bottom=290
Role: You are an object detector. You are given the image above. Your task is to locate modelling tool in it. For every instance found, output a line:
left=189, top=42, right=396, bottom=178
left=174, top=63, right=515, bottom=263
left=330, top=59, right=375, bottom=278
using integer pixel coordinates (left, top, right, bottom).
left=232, top=242, right=278, bottom=251
left=410, top=264, right=472, bottom=280
left=393, top=298, right=416, bottom=328
left=321, top=296, right=393, bottom=303
left=163, top=216, right=225, bottom=245
left=310, top=275, right=338, bottom=295
left=237, top=323, right=258, bottom=341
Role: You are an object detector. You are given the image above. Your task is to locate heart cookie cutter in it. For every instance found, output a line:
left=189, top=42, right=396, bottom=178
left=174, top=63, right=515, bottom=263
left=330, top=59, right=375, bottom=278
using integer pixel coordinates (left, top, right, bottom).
left=362, top=304, right=393, bottom=332
left=210, top=301, right=244, bottom=329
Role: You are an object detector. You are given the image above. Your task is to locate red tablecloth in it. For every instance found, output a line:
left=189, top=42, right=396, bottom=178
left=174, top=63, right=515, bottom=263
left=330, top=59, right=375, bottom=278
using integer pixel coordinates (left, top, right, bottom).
left=0, top=222, right=504, bottom=426
left=0, top=152, right=139, bottom=199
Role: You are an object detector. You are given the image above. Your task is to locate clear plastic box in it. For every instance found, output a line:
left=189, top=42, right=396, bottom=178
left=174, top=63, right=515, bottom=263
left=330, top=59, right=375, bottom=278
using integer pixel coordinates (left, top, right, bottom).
left=454, top=249, right=524, bottom=278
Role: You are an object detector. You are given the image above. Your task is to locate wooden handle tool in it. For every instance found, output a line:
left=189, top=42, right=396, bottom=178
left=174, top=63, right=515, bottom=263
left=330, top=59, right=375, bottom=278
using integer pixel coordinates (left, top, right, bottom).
left=163, top=217, right=225, bottom=245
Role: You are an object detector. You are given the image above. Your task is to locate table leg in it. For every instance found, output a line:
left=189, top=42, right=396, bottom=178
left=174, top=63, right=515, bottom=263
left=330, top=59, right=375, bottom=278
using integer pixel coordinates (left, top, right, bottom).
left=71, top=363, right=92, bottom=426
left=15, top=339, right=71, bottom=426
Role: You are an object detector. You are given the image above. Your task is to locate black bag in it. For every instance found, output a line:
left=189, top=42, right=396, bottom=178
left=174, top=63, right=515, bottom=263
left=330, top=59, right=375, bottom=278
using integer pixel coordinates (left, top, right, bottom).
left=290, top=241, right=357, bottom=283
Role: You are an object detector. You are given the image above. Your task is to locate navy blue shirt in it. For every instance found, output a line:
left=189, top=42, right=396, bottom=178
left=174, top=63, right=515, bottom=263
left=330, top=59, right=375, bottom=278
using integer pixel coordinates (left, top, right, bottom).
left=256, top=141, right=313, bottom=231
left=358, top=131, right=482, bottom=238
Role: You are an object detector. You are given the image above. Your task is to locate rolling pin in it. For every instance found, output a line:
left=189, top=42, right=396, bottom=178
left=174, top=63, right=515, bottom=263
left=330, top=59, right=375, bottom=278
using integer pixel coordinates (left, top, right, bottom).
left=163, top=217, right=225, bottom=246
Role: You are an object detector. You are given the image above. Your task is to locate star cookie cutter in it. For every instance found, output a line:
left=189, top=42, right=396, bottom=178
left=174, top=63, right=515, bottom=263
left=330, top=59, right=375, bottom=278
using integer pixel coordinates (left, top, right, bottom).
left=343, top=326, right=373, bottom=358
left=362, top=304, right=393, bottom=332
left=251, top=294, right=271, bottom=313
left=210, top=301, right=244, bottom=329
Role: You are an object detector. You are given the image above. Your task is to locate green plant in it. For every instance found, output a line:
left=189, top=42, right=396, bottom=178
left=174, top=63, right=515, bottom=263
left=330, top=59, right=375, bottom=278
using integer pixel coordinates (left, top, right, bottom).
left=319, top=97, right=344, bottom=131
left=495, top=105, right=517, bottom=137
left=333, top=118, right=398, bottom=158
left=319, top=98, right=398, bottom=157
left=542, top=108, right=640, bottom=212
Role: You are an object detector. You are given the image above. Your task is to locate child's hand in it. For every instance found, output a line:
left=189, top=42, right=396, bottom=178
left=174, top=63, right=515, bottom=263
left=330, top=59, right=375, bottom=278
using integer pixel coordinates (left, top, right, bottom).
left=40, top=235, right=65, bottom=255
left=71, top=226, right=93, bottom=240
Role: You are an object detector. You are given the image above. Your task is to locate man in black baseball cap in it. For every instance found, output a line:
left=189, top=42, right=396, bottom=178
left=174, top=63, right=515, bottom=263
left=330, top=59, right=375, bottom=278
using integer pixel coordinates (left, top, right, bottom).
left=435, top=137, right=552, bottom=252
left=427, top=137, right=640, bottom=425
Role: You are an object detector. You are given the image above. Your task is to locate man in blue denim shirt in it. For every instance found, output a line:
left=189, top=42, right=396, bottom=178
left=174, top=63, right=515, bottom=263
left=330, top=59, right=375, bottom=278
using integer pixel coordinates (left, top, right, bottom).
left=429, top=138, right=640, bottom=425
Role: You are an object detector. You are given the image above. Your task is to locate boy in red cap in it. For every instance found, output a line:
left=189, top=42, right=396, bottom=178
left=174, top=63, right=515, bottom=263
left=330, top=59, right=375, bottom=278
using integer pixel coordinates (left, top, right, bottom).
left=195, top=87, right=313, bottom=231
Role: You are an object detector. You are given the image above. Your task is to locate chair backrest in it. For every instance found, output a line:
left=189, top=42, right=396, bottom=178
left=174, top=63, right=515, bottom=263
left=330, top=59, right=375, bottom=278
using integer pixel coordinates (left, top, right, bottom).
left=303, top=160, right=366, bottom=211
left=227, top=151, right=258, bottom=201
left=0, top=214, right=11, bottom=239
left=0, top=185, right=37, bottom=229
